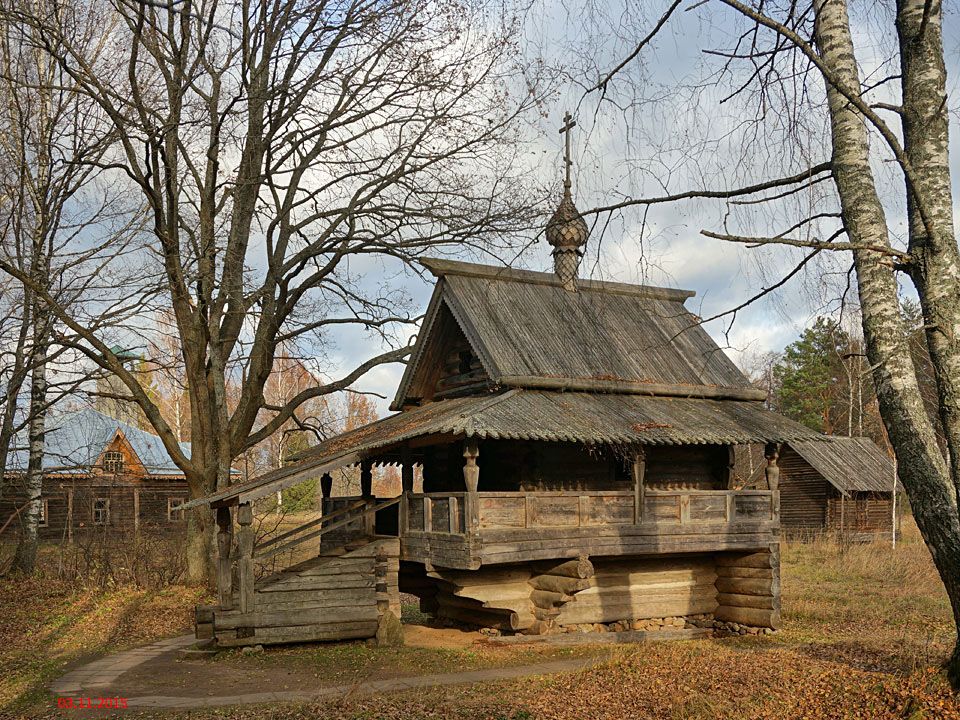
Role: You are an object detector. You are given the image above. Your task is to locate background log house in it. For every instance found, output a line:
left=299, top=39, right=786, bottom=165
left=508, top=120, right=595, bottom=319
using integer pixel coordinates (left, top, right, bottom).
left=745, top=437, right=899, bottom=542
left=182, top=258, right=826, bottom=647
left=0, top=409, right=192, bottom=540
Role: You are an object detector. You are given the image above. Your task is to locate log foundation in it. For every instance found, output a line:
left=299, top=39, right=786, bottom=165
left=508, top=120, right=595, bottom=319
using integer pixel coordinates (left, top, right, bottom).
left=400, top=545, right=781, bottom=636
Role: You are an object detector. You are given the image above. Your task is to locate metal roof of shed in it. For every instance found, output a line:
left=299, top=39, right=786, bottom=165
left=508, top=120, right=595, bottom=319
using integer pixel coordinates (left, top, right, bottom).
left=7, top=408, right=189, bottom=476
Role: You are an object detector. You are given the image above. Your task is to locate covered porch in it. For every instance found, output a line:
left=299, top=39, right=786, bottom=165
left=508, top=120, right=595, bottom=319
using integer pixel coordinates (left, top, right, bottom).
left=185, top=388, right=818, bottom=605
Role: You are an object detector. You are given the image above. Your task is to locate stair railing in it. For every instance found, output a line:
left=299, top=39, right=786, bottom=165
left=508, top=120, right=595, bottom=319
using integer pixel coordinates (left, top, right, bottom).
left=253, top=496, right=400, bottom=561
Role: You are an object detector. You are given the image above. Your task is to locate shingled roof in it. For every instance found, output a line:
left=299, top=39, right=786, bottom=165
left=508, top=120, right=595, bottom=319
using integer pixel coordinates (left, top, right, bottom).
left=789, top=437, right=895, bottom=494
left=391, top=259, right=762, bottom=410
left=184, top=257, right=822, bottom=509
left=183, top=389, right=823, bottom=508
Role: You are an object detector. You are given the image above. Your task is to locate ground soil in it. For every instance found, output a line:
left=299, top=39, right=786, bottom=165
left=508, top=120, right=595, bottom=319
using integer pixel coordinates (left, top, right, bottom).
left=112, top=622, right=610, bottom=699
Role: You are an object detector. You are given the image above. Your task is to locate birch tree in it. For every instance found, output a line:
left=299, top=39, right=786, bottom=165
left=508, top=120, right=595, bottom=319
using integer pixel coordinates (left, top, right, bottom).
left=0, top=0, right=130, bottom=572
left=2, top=0, right=546, bottom=581
left=570, top=0, right=960, bottom=684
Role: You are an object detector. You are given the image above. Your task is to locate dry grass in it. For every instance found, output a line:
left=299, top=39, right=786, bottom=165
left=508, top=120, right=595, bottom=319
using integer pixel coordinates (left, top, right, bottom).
left=0, top=575, right=210, bottom=715
left=781, top=521, right=954, bottom=674
left=3, top=521, right=960, bottom=719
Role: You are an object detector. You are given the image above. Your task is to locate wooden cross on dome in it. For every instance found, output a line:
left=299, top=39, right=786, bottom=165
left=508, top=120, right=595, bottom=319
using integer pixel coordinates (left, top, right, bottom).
left=559, top=111, right=576, bottom=194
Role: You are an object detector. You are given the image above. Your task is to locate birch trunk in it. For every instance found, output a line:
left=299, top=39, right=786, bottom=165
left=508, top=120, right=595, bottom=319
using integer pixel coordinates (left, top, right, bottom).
left=814, top=0, right=960, bottom=685
left=896, top=0, right=960, bottom=501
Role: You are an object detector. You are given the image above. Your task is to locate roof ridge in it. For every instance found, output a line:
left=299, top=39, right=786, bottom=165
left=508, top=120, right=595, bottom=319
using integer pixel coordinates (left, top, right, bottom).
left=421, top=257, right=695, bottom=302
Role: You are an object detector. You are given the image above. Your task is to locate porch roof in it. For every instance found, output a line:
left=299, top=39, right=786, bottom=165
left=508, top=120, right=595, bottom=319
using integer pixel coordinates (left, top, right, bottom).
left=181, top=388, right=822, bottom=509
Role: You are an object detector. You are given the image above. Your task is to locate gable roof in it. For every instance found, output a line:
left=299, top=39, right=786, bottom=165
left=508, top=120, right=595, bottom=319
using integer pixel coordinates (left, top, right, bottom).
left=392, top=258, right=761, bottom=410
left=788, top=437, right=895, bottom=495
left=7, top=408, right=190, bottom=476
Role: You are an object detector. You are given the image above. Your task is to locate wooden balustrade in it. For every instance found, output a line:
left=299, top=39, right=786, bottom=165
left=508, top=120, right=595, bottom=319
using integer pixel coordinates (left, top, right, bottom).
left=401, top=488, right=775, bottom=534
left=405, top=493, right=467, bottom=534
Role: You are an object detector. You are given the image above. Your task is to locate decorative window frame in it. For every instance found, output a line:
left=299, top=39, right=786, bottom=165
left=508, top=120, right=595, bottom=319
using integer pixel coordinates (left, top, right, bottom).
left=93, top=498, right=110, bottom=525
left=167, top=497, right=186, bottom=522
left=103, top=451, right=124, bottom=474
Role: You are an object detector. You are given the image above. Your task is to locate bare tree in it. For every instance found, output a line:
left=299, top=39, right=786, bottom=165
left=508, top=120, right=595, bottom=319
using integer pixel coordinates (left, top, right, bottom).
left=0, top=0, right=133, bottom=572
left=2, top=0, right=547, bottom=580
left=571, top=0, right=960, bottom=685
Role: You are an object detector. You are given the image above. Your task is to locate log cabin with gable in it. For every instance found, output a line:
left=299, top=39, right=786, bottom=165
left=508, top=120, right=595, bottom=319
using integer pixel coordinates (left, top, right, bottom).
left=184, top=141, right=825, bottom=647
left=0, top=408, right=192, bottom=539
left=771, top=437, right=898, bottom=542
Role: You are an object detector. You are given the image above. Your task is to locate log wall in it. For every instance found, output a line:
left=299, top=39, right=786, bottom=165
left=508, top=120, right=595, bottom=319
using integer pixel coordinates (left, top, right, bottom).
left=826, top=491, right=894, bottom=539
left=0, top=475, right=190, bottom=540
left=713, top=545, right=781, bottom=629
left=403, top=551, right=779, bottom=634
left=778, top=448, right=829, bottom=533
left=553, top=556, right=718, bottom=626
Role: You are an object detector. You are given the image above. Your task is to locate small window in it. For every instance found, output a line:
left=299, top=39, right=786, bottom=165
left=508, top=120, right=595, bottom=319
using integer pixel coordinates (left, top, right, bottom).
left=167, top=497, right=185, bottom=522
left=103, top=451, right=124, bottom=473
left=93, top=498, right=110, bottom=525
left=38, top=498, right=49, bottom=527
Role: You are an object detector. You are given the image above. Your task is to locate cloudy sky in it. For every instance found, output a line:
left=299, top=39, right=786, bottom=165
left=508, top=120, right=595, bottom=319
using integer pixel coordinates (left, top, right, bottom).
left=322, top=0, right=960, bottom=416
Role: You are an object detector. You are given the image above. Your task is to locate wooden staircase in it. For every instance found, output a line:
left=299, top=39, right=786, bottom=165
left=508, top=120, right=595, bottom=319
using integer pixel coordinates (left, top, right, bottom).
left=196, top=499, right=401, bottom=648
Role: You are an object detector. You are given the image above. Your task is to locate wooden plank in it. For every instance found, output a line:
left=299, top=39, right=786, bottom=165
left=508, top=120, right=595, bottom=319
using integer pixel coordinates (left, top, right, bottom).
left=477, top=520, right=777, bottom=543
left=733, top=495, right=773, bottom=520
left=215, top=620, right=378, bottom=647
left=689, top=494, right=727, bottom=523
left=479, top=496, right=527, bottom=529
left=581, top=494, right=633, bottom=526
left=529, top=495, right=580, bottom=527
left=215, top=604, right=379, bottom=630
left=643, top=495, right=681, bottom=523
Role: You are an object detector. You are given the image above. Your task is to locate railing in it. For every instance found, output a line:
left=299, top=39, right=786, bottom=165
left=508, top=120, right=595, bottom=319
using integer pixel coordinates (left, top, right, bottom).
left=400, top=488, right=775, bottom=534
left=405, top=493, right=466, bottom=534
left=476, top=490, right=635, bottom=529
left=642, top=489, right=775, bottom=526
left=215, top=497, right=400, bottom=615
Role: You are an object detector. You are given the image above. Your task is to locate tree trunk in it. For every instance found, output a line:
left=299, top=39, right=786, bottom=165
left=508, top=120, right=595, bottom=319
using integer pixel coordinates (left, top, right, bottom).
left=10, top=334, right=46, bottom=574
left=814, top=0, right=960, bottom=687
left=185, top=505, right=216, bottom=585
left=183, top=459, right=230, bottom=584
left=895, top=0, right=960, bottom=502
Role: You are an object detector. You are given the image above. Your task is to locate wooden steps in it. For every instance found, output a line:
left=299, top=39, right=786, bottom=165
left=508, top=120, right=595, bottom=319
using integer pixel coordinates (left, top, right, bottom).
left=200, top=536, right=401, bottom=648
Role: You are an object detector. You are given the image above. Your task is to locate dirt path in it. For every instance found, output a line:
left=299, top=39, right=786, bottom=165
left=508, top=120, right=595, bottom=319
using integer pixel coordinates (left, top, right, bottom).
left=50, top=627, right=611, bottom=711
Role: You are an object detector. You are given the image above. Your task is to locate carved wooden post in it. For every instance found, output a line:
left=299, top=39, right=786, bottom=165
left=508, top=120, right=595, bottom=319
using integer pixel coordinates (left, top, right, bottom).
left=361, top=460, right=373, bottom=498
left=632, top=448, right=646, bottom=525
left=764, top=442, right=781, bottom=524
left=215, top=506, right=234, bottom=609
left=400, top=447, right=413, bottom=536
left=361, top=460, right=375, bottom=536
left=237, top=503, right=255, bottom=614
left=463, top=441, right=480, bottom=534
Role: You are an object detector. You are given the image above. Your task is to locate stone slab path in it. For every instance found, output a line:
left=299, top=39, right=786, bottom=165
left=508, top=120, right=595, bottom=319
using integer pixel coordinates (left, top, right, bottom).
left=51, top=635, right=196, bottom=696
left=51, top=636, right=604, bottom=710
